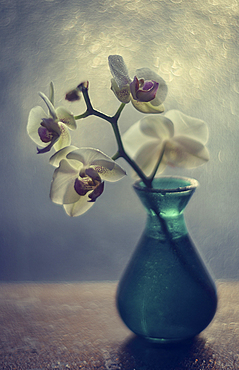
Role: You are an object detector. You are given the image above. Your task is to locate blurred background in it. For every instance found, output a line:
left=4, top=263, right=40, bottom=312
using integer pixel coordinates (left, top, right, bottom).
left=0, top=0, right=238, bottom=281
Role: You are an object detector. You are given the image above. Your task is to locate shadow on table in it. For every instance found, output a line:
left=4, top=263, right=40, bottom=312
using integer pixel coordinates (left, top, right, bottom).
left=118, top=335, right=215, bottom=370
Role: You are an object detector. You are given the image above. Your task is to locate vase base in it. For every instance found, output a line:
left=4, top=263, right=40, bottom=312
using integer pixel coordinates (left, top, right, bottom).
left=144, top=335, right=194, bottom=345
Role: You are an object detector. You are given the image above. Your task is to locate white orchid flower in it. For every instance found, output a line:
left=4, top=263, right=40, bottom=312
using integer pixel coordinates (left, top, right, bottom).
left=49, top=147, right=126, bottom=217
left=108, top=55, right=168, bottom=113
left=122, top=110, right=209, bottom=177
left=27, top=83, right=77, bottom=153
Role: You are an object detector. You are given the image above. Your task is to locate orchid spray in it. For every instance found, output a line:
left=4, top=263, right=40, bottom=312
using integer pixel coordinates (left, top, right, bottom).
left=27, top=55, right=209, bottom=217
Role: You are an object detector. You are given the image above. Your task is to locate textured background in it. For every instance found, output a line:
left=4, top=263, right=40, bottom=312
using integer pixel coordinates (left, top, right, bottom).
left=0, top=0, right=239, bottom=281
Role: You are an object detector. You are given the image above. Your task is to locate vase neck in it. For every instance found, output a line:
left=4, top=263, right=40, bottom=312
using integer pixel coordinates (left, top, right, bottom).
left=145, top=212, right=187, bottom=240
left=133, top=177, right=198, bottom=240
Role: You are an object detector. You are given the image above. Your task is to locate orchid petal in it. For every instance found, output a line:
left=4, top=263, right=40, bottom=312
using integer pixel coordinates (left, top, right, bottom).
left=139, top=115, right=174, bottom=140
left=129, top=76, right=139, bottom=100
left=27, top=106, right=48, bottom=145
left=67, top=148, right=113, bottom=167
left=49, top=145, right=79, bottom=167
left=165, top=137, right=210, bottom=168
left=90, top=161, right=126, bottom=182
left=131, top=98, right=165, bottom=113
left=55, top=107, right=77, bottom=130
left=39, top=92, right=57, bottom=120
left=49, top=82, right=54, bottom=106
left=63, top=196, right=94, bottom=217
left=123, top=116, right=170, bottom=176
left=133, top=141, right=166, bottom=177
left=123, top=120, right=156, bottom=158
left=108, top=55, right=131, bottom=89
left=63, top=181, right=82, bottom=204
left=122, top=116, right=172, bottom=158
left=67, top=148, right=126, bottom=182
left=165, top=110, right=209, bottom=145
left=50, top=159, right=79, bottom=204
left=53, top=123, right=71, bottom=152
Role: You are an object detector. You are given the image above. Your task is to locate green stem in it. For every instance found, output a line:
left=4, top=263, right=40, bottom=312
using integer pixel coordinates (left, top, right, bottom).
left=79, top=85, right=152, bottom=188
left=110, top=120, right=151, bottom=187
left=148, top=142, right=166, bottom=186
left=113, top=103, right=126, bottom=121
left=112, top=151, right=120, bottom=161
left=74, top=111, right=90, bottom=120
left=81, top=85, right=94, bottom=111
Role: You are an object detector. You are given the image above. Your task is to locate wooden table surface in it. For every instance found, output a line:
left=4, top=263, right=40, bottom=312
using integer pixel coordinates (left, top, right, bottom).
left=0, top=281, right=238, bottom=370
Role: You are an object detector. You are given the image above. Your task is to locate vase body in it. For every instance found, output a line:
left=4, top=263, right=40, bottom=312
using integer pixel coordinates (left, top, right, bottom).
left=116, top=177, right=217, bottom=343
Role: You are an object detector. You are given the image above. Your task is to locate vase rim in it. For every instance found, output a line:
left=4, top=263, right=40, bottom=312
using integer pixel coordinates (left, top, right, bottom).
left=133, top=176, right=199, bottom=194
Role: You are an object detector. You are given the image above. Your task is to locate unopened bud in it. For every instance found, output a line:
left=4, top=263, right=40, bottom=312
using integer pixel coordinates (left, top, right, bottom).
left=77, top=81, right=89, bottom=91
left=65, top=89, right=81, bottom=102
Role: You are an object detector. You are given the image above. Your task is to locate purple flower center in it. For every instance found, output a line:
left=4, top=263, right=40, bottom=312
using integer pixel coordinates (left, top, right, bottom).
left=142, top=81, right=154, bottom=91
left=74, top=169, right=104, bottom=202
left=74, top=178, right=92, bottom=196
left=130, top=76, right=159, bottom=102
left=38, top=126, right=54, bottom=143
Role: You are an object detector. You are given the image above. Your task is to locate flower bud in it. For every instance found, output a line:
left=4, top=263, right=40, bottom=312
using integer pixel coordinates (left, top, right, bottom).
left=65, top=89, right=81, bottom=102
left=77, top=81, right=89, bottom=91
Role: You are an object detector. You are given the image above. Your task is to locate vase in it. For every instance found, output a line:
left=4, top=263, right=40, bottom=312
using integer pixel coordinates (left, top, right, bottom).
left=116, top=176, right=217, bottom=343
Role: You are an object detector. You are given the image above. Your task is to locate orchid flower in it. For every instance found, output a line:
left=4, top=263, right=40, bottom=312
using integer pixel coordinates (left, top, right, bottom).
left=108, top=55, right=168, bottom=113
left=27, top=83, right=77, bottom=153
left=49, top=147, right=126, bottom=216
left=122, top=110, right=209, bottom=178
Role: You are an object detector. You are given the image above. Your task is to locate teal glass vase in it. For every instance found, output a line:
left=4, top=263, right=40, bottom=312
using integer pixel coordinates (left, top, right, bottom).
left=116, top=176, right=217, bottom=343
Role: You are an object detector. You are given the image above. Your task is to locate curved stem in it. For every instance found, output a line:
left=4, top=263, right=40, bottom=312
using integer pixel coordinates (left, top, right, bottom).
left=78, top=85, right=117, bottom=123
left=74, top=111, right=90, bottom=120
left=148, top=143, right=166, bottom=185
left=112, top=151, right=120, bottom=161
left=122, top=152, right=152, bottom=188
left=80, top=84, right=94, bottom=111
left=110, top=120, right=151, bottom=187
left=79, top=85, right=152, bottom=188
left=113, top=103, right=126, bottom=121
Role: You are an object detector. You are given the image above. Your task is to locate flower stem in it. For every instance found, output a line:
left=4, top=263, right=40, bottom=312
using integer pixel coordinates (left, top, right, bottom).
left=148, top=142, right=166, bottom=185
left=79, top=85, right=152, bottom=188
left=112, top=151, right=120, bottom=161
left=74, top=111, right=90, bottom=120
left=113, top=103, right=126, bottom=121
left=110, top=121, right=152, bottom=187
